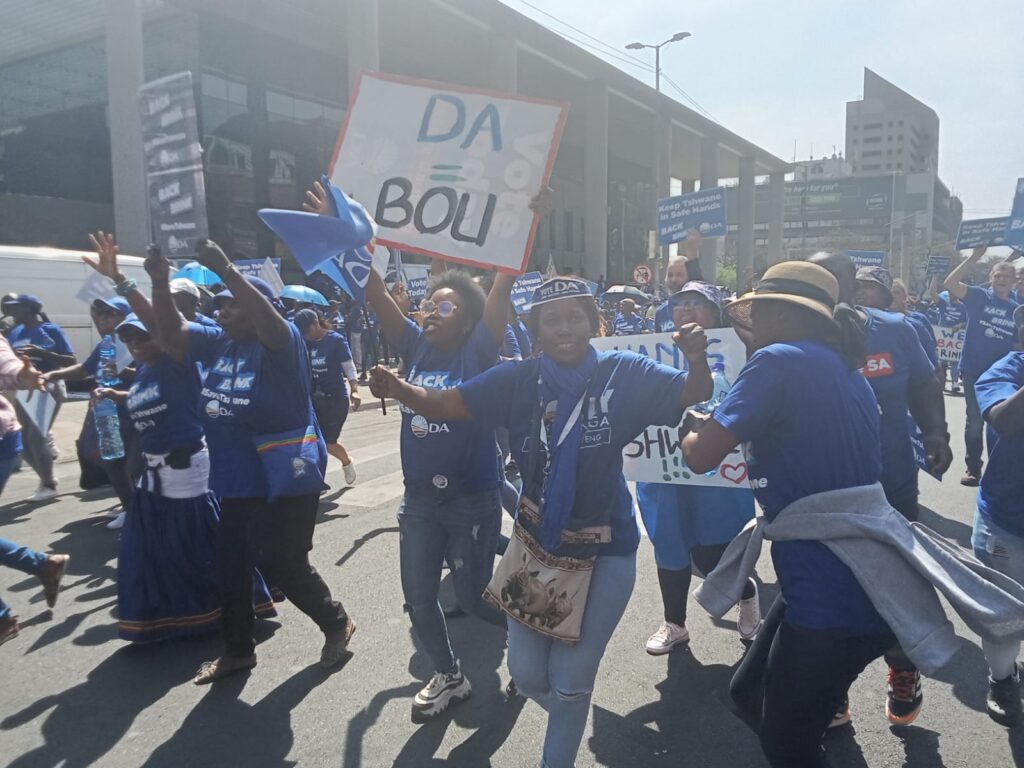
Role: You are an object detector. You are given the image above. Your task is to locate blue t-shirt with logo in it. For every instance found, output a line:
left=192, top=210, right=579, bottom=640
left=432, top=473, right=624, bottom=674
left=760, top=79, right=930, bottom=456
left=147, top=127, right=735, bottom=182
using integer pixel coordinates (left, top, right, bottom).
left=126, top=356, right=204, bottom=455
left=862, top=308, right=936, bottom=505
left=713, top=340, right=889, bottom=633
left=399, top=318, right=501, bottom=493
left=654, top=302, right=675, bottom=333
left=976, top=352, right=1024, bottom=537
left=187, top=322, right=316, bottom=498
left=5, top=322, right=73, bottom=372
left=960, top=286, right=1019, bottom=378
left=459, top=351, right=689, bottom=555
left=935, top=296, right=966, bottom=328
left=308, top=331, right=352, bottom=399
left=613, top=313, right=648, bottom=335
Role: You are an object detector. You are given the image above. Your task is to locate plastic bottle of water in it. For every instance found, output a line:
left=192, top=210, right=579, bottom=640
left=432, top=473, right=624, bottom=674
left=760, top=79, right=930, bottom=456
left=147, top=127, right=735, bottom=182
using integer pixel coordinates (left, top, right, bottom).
left=693, top=362, right=730, bottom=415
left=94, top=335, right=125, bottom=461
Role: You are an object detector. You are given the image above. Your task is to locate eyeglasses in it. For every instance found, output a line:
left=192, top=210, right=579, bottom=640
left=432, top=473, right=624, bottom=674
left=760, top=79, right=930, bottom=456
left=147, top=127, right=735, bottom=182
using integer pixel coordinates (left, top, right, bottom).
left=420, top=300, right=457, bottom=317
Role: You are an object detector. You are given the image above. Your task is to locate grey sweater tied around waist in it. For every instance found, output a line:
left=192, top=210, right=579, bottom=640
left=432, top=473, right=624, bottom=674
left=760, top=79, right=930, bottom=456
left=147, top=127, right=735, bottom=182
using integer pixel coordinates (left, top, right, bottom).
left=694, top=483, right=1024, bottom=675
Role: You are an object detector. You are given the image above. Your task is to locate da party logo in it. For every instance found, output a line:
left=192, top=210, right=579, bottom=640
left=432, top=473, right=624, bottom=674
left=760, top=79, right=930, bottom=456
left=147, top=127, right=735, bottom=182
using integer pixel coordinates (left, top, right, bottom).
left=410, top=414, right=450, bottom=438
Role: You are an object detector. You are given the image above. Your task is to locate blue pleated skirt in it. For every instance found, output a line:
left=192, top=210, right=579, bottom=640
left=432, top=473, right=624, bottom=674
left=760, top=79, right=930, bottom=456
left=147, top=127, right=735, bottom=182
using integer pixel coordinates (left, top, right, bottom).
left=117, top=485, right=277, bottom=643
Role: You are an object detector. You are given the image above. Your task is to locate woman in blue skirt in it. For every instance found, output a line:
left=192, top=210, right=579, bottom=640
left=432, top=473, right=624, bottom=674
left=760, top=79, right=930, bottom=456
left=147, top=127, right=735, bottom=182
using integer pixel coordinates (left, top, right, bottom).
left=84, top=234, right=275, bottom=642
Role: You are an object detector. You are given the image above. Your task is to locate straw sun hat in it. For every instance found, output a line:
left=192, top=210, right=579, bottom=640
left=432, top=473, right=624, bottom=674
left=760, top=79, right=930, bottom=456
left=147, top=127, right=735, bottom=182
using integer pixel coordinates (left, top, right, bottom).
left=725, top=261, right=839, bottom=329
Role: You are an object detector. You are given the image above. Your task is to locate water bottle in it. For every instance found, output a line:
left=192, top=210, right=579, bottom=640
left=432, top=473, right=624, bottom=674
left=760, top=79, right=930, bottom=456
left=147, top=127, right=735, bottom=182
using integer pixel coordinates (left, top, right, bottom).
left=94, top=336, right=125, bottom=460
left=693, top=362, right=730, bottom=415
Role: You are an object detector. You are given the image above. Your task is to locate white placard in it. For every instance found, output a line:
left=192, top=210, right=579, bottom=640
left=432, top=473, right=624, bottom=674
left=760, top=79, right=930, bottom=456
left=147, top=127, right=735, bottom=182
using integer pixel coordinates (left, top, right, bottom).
left=933, top=325, right=965, bottom=364
left=15, top=389, right=57, bottom=435
left=590, top=330, right=750, bottom=488
left=330, top=72, right=568, bottom=273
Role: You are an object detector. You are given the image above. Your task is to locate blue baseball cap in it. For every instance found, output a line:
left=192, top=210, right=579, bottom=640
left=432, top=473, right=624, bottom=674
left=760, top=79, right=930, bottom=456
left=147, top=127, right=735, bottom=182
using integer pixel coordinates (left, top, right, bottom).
left=213, top=276, right=278, bottom=305
left=93, top=296, right=131, bottom=315
left=115, top=313, right=149, bottom=336
left=530, top=277, right=593, bottom=309
left=2, top=294, right=43, bottom=313
left=670, top=281, right=723, bottom=309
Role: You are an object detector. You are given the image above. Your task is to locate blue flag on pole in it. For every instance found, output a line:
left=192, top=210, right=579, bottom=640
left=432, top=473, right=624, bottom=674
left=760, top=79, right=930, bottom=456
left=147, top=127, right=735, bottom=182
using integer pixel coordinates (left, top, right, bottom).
left=258, top=175, right=377, bottom=304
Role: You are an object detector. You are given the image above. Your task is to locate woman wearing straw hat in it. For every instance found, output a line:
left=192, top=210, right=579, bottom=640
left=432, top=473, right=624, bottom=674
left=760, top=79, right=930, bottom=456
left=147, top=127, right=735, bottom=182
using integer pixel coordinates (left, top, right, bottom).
left=679, top=261, right=898, bottom=768
left=369, top=276, right=713, bottom=768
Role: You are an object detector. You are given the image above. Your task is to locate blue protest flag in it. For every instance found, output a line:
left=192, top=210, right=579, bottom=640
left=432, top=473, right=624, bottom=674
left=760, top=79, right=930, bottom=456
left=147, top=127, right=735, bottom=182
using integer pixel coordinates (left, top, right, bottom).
left=1005, top=178, right=1024, bottom=248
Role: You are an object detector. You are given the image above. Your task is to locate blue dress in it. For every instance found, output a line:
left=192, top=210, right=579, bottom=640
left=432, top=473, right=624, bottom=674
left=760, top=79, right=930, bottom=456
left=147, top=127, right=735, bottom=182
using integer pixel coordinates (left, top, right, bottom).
left=117, top=355, right=276, bottom=643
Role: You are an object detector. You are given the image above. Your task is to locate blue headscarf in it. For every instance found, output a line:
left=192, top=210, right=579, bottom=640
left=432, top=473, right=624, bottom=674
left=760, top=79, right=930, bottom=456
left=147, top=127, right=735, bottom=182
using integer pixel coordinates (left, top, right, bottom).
left=536, top=345, right=598, bottom=550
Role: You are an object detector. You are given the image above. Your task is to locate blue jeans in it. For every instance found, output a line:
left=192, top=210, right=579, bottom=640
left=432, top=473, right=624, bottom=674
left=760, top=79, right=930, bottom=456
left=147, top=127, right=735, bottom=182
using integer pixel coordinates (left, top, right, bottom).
left=964, top=373, right=984, bottom=475
left=0, top=537, right=48, bottom=619
left=0, top=452, right=19, bottom=496
left=397, top=486, right=504, bottom=673
left=973, top=509, right=1024, bottom=680
left=508, top=551, right=636, bottom=768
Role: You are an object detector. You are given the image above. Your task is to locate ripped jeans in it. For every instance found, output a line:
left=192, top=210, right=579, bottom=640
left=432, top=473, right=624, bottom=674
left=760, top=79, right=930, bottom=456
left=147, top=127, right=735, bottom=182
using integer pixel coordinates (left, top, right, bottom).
left=508, top=551, right=636, bottom=768
left=397, top=486, right=504, bottom=674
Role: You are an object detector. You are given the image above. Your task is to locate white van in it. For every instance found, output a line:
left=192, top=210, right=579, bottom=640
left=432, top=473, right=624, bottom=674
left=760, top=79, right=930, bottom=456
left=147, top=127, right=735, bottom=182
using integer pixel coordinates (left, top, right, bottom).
left=0, top=245, right=153, bottom=362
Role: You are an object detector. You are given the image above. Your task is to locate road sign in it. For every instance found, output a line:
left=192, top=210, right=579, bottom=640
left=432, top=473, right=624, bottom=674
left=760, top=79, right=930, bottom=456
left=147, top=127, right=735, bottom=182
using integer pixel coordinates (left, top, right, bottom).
left=633, top=264, right=652, bottom=285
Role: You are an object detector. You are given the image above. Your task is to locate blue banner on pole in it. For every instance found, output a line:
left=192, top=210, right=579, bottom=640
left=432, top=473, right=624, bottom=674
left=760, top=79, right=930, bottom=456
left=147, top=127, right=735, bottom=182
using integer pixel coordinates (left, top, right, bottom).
left=1004, top=178, right=1024, bottom=248
left=511, top=271, right=545, bottom=314
left=656, top=187, right=727, bottom=246
left=233, top=258, right=281, bottom=278
left=847, top=250, right=886, bottom=269
left=956, top=217, right=1008, bottom=250
left=407, top=276, right=429, bottom=301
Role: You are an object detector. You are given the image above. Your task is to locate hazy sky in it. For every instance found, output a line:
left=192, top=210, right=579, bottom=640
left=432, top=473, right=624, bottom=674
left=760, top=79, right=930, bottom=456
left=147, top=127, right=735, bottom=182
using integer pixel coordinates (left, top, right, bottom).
left=503, top=0, right=1024, bottom=217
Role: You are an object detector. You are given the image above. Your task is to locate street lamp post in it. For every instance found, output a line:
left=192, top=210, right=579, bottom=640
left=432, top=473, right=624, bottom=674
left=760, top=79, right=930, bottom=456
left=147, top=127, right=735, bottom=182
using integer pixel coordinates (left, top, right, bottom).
left=626, top=32, right=691, bottom=92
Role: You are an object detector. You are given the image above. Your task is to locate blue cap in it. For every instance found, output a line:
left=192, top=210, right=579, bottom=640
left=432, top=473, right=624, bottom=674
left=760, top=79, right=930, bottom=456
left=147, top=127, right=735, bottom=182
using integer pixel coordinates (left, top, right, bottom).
left=214, top=276, right=278, bottom=305
left=115, top=313, right=149, bottom=335
left=670, top=281, right=723, bottom=309
left=530, top=277, right=593, bottom=309
left=1, top=293, right=43, bottom=312
left=93, top=296, right=131, bottom=315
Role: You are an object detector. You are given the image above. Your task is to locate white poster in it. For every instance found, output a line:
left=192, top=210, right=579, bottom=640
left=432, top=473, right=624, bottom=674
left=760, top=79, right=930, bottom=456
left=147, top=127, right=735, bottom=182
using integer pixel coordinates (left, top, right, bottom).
left=590, top=330, right=750, bottom=489
left=16, top=389, right=57, bottom=435
left=933, top=325, right=965, bottom=364
left=329, top=72, right=568, bottom=273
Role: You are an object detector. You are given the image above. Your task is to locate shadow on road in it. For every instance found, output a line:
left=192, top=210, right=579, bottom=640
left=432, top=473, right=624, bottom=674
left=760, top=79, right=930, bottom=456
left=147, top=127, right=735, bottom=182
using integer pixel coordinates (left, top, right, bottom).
left=917, top=503, right=973, bottom=550
left=335, top=526, right=399, bottom=569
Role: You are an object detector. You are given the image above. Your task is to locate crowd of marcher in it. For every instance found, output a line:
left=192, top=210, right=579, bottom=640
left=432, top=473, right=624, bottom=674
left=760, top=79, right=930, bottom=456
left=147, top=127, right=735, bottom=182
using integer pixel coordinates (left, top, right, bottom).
left=1, top=181, right=1024, bottom=768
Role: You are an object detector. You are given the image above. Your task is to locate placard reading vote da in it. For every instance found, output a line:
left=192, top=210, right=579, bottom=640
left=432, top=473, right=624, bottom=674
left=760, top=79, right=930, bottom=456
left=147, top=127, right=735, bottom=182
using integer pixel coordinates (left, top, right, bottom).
left=330, top=72, right=568, bottom=274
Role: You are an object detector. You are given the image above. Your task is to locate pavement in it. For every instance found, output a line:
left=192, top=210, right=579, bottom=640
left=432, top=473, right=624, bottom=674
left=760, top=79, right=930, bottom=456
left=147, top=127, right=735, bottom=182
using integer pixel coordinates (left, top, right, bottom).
left=1, top=390, right=1023, bottom=767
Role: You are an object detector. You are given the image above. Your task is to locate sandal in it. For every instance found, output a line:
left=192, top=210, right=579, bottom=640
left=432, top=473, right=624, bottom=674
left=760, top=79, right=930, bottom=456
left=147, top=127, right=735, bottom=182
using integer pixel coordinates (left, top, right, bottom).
left=320, top=616, right=356, bottom=669
left=0, top=615, right=19, bottom=646
left=193, top=654, right=257, bottom=685
left=40, top=554, right=70, bottom=609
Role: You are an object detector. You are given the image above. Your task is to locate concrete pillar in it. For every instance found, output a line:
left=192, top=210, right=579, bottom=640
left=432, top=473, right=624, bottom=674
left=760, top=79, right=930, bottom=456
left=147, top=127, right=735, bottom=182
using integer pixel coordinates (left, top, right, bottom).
left=767, top=171, right=786, bottom=264
left=583, top=80, right=609, bottom=282
left=737, top=156, right=756, bottom=293
left=491, top=34, right=517, bottom=93
left=347, top=0, right=380, bottom=95
left=104, top=0, right=149, bottom=254
left=699, top=136, right=719, bottom=281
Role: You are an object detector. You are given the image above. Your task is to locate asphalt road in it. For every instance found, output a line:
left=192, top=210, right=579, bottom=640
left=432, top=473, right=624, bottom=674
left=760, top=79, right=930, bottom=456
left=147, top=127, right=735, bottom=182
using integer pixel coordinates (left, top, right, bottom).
left=1, top=391, right=1022, bottom=767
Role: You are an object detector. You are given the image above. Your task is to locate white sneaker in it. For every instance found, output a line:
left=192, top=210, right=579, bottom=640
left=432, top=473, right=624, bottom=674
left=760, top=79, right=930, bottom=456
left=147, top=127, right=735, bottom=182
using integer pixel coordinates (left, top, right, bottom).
left=645, top=621, right=690, bottom=655
left=105, top=506, right=124, bottom=518
left=29, top=486, right=58, bottom=502
left=106, top=511, right=126, bottom=530
left=737, top=582, right=763, bottom=640
left=342, top=461, right=357, bottom=486
left=412, top=662, right=472, bottom=723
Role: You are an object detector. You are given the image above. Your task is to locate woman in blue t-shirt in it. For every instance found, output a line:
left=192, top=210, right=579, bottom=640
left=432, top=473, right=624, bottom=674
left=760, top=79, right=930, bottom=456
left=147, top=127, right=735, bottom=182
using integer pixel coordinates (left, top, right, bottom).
left=80, top=238, right=276, bottom=643
left=368, top=277, right=712, bottom=768
left=145, top=240, right=353, bottom=684
left=680, top=261, right=898, bottom=768
left=637, top=282, right=760, bottom=656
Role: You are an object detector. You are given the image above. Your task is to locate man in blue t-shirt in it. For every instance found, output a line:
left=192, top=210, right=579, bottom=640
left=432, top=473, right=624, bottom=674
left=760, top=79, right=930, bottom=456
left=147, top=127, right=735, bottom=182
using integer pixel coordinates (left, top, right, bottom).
left=972, top=304, right=1024, bottom=726
left=944, top=246, right=1020, bottom=485
left=926, top=277, right=967, bottom=394
left=613, top=299, right=649, bottom=335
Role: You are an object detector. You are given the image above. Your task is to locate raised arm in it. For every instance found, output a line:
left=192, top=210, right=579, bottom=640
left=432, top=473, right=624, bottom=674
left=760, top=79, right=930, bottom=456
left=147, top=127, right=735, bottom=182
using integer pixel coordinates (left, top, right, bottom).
left=367, top=364, right=471, bottom=420
left=674, top=323, right=713, bottom=407
left=144, top=245, right=189, bottom=363
left=196, top=239, right=290, bottom=351
left=366, top=269, right=411, bottom=348
left=943, top=246, right=986, bottom=300
left=483, top=273, right=517, bottom=343
left=84, top=231, right=157, bottom=331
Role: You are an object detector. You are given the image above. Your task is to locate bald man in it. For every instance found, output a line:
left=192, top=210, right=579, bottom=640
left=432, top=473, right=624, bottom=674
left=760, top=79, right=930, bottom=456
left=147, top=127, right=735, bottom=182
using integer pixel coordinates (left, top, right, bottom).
left=653, top=229, right=704, bottom=331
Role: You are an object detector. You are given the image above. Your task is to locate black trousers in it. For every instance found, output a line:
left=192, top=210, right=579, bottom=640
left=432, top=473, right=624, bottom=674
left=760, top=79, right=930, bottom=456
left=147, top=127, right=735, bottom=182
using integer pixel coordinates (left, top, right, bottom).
left=219, top=493, right=347, bottom=658
left=730, top=596, right=896, bottom=768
